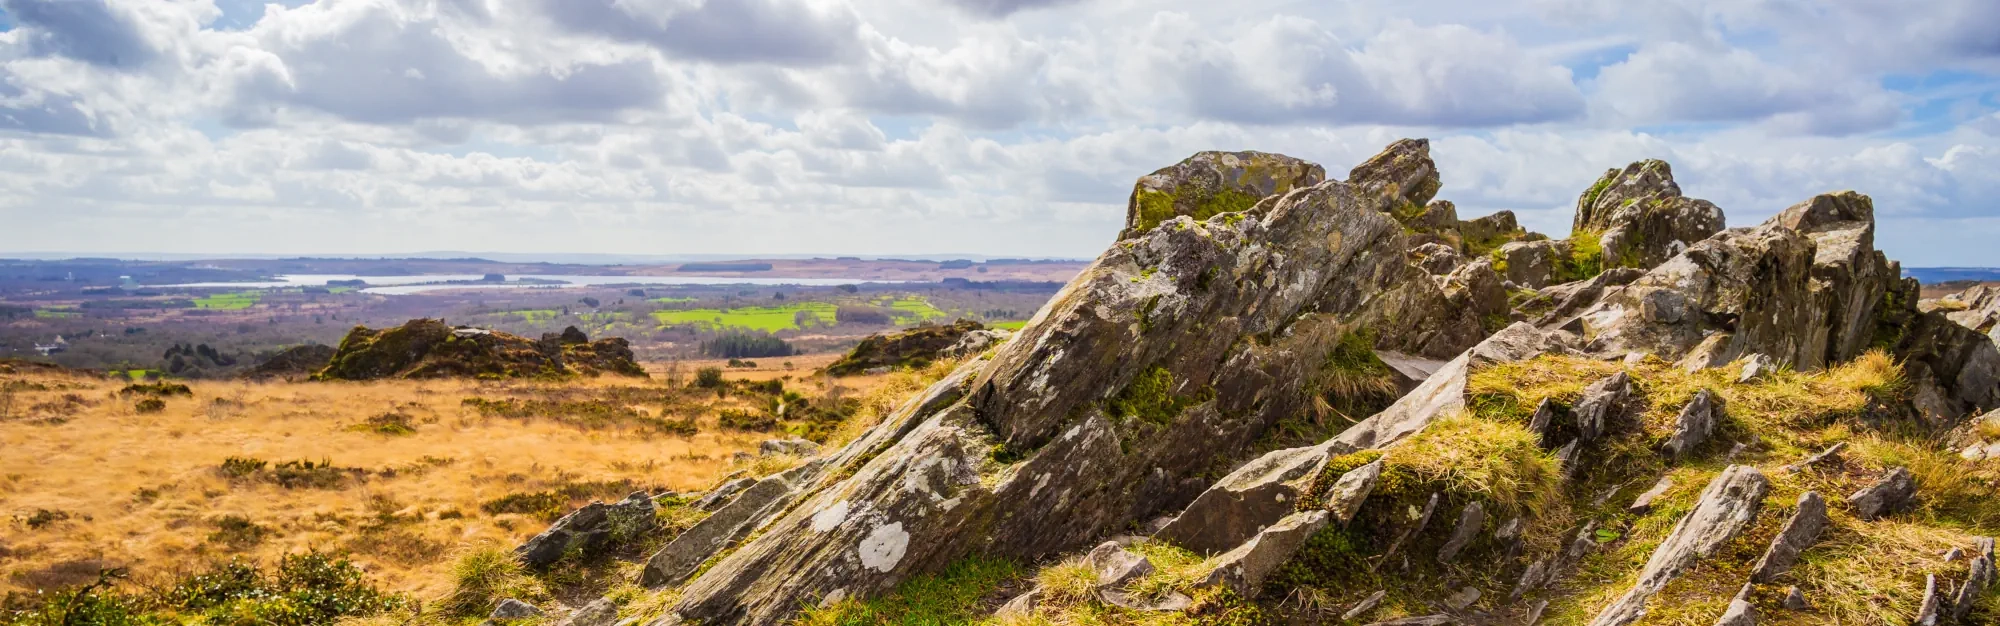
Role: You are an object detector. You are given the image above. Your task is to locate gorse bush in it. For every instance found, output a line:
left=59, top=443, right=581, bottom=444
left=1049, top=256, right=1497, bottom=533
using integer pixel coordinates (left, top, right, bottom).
left=0, top=552, right=401, bottom=626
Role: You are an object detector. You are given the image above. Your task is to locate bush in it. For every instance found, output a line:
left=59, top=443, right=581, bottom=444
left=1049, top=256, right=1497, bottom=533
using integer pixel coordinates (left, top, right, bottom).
left=5, top=552, right=400, bottom=626
left=118, top=382, right=192, bottom=397
left=726, top=359, right=758, bottom=369
left=439, top=547, right=546, bottom=617
left=718, top=409, right=777, bottom=431
left=694, top=367, right=725, bottom=388
left=351, top=412, right=416, bottom=436
left=834, top=306, right=893, bottom=325
left=134, top=398, right=167, bottom=413
left=219, top=457, right=268, bottom=478
left=208, top=515, right=270, bottom=550
left=700, top=333, right=794, bottom=359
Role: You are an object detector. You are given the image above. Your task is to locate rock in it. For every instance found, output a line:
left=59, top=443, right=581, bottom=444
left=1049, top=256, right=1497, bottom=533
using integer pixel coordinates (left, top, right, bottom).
left=555, top=598, right=620, bottom=626
left=1444, top=586, right=1480, bottom=610
left=1411, top=243, right=1466, bottom=276
left=1123, top=150, right=1326, bottom=240
left=995, top=588, right=1040, bottom=618
left=315, top=319, right=646, bottom=380
left=1945, top=547, right=1964, bottom=562
left=694, top=478, right=754, bottom=512
left=1348, top=138, right=1441, bottom=223
left=1572, top=159, right=1726, bottom=272
left=1436, top=501, right=1485, bottom=563
left=1588, top=465, right=1770, bottom=626
left=1375, top=492, right=1440, bottom=572
left=1783, top=442, right=1846, bottom=474
left=1524, top=267, right=1646, bottom=329
left=1341, top=590, right=1387, bottom=621
left=1098, top=589, right=1191, bottom=612
left=1848, top=467, right=1916, bottom=521
left=942, top=329, right=1010, bottom=358
left=1324, top=458, right=1384, bottom=525
left=1376, top=350, right=1450, bottom=393
left=826, top=320, right=986, bottom=377
left=1713, top=585, right=1757, bottom=626
left=1334, top=322, right=1554, bottom=450
left=1460, top=210, right=1533, bottom=255
left=1782, top=586, right=1807, bottom=610
left=1154, top=441, right=1339, bottom=555
left=1738, top=354, right=1775, bottom=384
left=1953, top=543, right=1994, bottom=620
left=491, top=599, right=543, bottom=620
left=1662, top=390, right=1719, bottom=460
left=1935, top=284, right=2000, bottom=337
left=1197, top=510, right=1330, bottom=594
left=1084, top=542, right=1153, bottom=588
left=1749, top=491, right=1829, bottom=583
left=1916, top=573, right=1942, bottom=626
left=1493, top=239, right=1571, bottom=289
left=1628, top=477, right=1673, bottom=515
left=1555, top=441, right=1582, bottom=480
left=640, top=462, right=825, bottom=588
left=759, top=439, right=822, bottom=458
left=1512, top=558, right=1550, bottom=601
left=1572, top=372, right=1632, bottom=444
left=515, top=492, right=657, bottom=569
left=1528, top=398, right=1561, bottom=442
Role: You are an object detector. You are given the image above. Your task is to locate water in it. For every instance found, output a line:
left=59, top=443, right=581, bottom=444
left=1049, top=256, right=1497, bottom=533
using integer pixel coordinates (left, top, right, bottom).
left=151, top=274, right=918, bottom=294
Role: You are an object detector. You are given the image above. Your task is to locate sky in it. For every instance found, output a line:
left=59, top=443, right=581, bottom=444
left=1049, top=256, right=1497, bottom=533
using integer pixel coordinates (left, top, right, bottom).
left=0, top=0, right=1998, bottom=264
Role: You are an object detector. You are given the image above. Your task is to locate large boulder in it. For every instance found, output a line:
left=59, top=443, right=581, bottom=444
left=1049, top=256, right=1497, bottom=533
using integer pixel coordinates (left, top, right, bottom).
left=1572, top=160, right=1726, bottom=272
left=1121, top=151, right=1326, bottom=240
left=650, top=146, right=1499, bottom=626
left=314, top=319, right=645, bottom=380
left=826, top=320, right=985, bottom=377
left=516, top=492, right=658, bottom=569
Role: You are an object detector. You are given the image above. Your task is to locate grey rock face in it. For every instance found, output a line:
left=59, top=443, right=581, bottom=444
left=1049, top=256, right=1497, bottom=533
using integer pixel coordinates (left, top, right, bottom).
left=515, top=492, right=657, bottom=569
left=1572, top=372, right=1632, bottom=443
left=1154, top=441, right=1338, bottom=555
left=694, top=478, right=754, bottom=512
left=491, top=599, right=543, bottom=620
left=1749, top=491, right=1829, bottom=583
left=1662, top=390, right=1719, bottom=460
left=1572, top=159, right=1726, bottom=273
left=1917, top=573, right=1942, bottom=626
left=1848, top=467, right=1915, bottom=521
left=1588, top=465, right=1771, bottom=626
left=1738, top=354, right=1775, bottom=384
left=1348, top=139, right=1441, bottom=219
left=1084, top=541, right=1153, bottom=588
left=1444, top=586, right=1480, bottom=610
left=640, top=462, right=823, bottom=588
left=1325, top=458, right=1385, bottom=525
left=1713, top=585, right=1757, bottom=626
left=1436, top=501, right=1485, bottom=563
left=1953, top=539, right=1995, bottom=620
left=1197, top=510, right=1331, bottom=595
left=555, top=599, right=620, bottom=626
left=1122, top=151, right=1326, bottom=240
left=1782, top=586, right=1807, bottom=610
left=942, top=329, right=1011, bottom=358
left=1334, top=322, right=1554, bottom=451
left=1493, top=239, right=1571, bottom=289
left=1628, top=477, right=1673, bottom=515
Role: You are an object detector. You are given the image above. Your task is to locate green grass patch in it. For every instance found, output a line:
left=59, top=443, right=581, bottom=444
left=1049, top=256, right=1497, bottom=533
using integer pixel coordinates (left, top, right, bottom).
left=652, top=302, right=838, bottom=332
left=193, top=291, right=262, bottom=310
left=793, top=556, right=1020, bottom=626
left=990, top=320, right=1028, bottom=331
left=33, top=308, right=80, bottom=319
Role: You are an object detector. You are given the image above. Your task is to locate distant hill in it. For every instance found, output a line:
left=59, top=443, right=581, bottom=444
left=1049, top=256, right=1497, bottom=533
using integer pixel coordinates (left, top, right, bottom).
left=1903, top=267, right=2000, bottom=284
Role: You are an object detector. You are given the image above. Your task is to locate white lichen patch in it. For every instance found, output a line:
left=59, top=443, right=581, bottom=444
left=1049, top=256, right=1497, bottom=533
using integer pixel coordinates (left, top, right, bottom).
left=858, top=522, right=910, bottom=573
left=811, top=500, right=851, bottom=533
left=819, top=588, right=848, bottom=607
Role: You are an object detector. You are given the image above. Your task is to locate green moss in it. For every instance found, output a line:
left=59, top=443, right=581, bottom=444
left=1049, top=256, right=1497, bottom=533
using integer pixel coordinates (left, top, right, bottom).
left=1580, top=170, right=1615, bottom=210
left=792, top=556, right=1019, bottom=626
left=1108, top=366, right=1212, bottom=426
left=1131, top=188, right=1180, bottom=234
left=1555, top=229, right=1605, bottom=282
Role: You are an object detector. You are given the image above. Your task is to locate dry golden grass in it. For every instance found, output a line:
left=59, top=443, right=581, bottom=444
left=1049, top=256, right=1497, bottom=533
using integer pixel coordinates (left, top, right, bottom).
left=0, top=364, right=879, bottom=601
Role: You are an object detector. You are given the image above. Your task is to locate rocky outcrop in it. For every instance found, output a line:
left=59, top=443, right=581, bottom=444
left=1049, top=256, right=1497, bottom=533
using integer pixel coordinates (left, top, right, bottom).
left=651, top=147, right=1489, bottom=626
left=1347, top=138, right=1529, bottom=257
left=243, top=344, right=336, bottom=380
left=1334, top=322, right=1554, bottom=450
left=515, top=492, right=657, bottom=569
left=1572, top=159, right=1725, bottom=272
left=314, top=319, right=645, bottom=380
left=1194, top=510, right=1330, bottom=595
left=825, top=320, right=985, bottom=377
left=1930, top=284, right=2000, bottom=339
left=640, top=460, right=825, bottom=588
left=1122, top=151, right=1326, bottom=239
left=1588, top=465, right=1770, bottom=626
left=1153, top=442, right=1338, bottom=555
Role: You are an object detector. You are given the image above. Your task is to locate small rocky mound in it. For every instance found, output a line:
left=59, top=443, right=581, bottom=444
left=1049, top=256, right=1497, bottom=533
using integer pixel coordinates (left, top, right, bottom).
left=1120, top=151, right=1325, bottom=240
left=243, top=344, right=337, bottom=380
left=314, top=320, right=645, bottom=381
left=1348, top=138, right=1537, bottom=256
left=1572, top=159, right=1726, bottom=272
left=825, top=320, right=986, bottom=376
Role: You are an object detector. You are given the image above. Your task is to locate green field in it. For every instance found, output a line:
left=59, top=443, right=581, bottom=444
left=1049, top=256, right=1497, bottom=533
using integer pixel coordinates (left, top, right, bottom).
left=652, top=302, right=838, bottom=332
left=650, top=297, right=695, bottom=304
left=193, top=291, right=262, bottom=310
left=990, top=320, right=1029, bottom=331
left=34, top=308, right=80, bottom=319
left=509, top=309, right=560, bottom=322
left=878, top=296, right=946, bottom=321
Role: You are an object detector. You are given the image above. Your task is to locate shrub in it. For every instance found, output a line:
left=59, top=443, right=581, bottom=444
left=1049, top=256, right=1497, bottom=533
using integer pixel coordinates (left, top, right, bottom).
left=134, top=398, right=167, bottom=413
left=208, top=515, right=271, bottom=550
left=8, top=553, right=400, bottom=626
left=694, top=367, right=725, bottom=388
left=718, top=409, right=778, bottom=431
left=269, top=459, right=360, bottom=490
left=118, top=382, right=192, bottom=397
left=439, top=546, right=545, bottom=617
left=351, top=412, right=416, bottom=436
left=219, top=457, right=268, bottom=478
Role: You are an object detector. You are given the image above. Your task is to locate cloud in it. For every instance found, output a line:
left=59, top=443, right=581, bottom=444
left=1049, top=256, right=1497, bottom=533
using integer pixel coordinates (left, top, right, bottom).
left=1592, top=42, right=1901, bottom=135
left=540, top=0, right=863, bottom=66
left=0, top=0, right=157, bottom=68
left=945, top=0, right=1086, bottom=19
left=1139, top=15, right=1587, bottom=127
